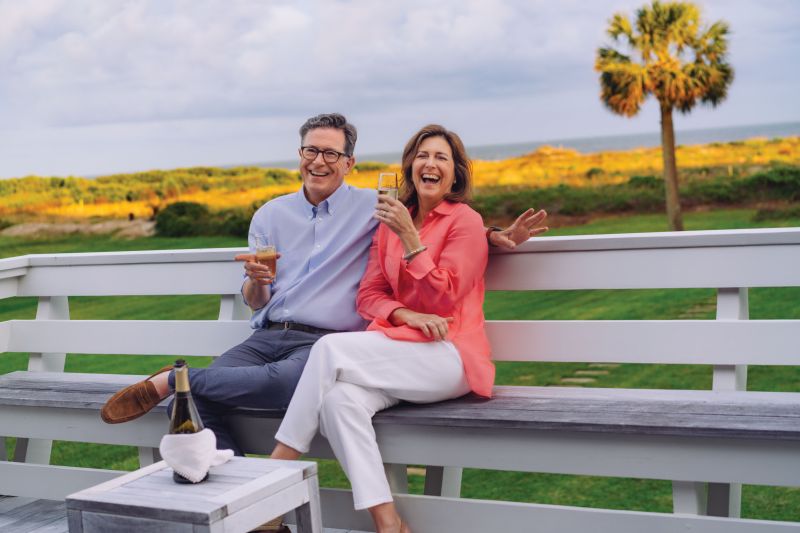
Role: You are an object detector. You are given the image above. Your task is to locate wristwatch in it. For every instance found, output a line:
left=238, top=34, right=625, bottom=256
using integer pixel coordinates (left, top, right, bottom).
left=486, top=226, right=502, bottom=247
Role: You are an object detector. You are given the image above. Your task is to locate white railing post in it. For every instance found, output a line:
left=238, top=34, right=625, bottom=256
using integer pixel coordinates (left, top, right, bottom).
left=705, top=287, right=748, bottom=517
left=671, top=287, right=748, bottom=517
left=672, top=481, right=707, bottom=515
left=219, top=294, right=251, bottom=321
left=424, top=466, right=463, bottom=497
left=14, top=296, right=70, bottom=464
left=137, top=293, right=250, bottom=467
left=712, top=288, right=749, bottom=390
left=672, top=287, right=750, bottom=518
left=384, top=463, right=409, bottom=494
left=138, top=447, right=162, bottom=467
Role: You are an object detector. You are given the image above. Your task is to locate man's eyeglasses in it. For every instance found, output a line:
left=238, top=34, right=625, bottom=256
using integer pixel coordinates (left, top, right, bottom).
left=299, top=146, right=350, bottom=164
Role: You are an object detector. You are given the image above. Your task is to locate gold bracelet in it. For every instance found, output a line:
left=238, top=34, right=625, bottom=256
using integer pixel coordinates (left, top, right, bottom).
left=403, top=245, right=427, bottom=262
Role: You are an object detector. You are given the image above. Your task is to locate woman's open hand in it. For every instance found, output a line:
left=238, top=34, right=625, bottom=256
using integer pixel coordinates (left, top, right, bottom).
left=490, top=208, right=548, bottom=249
left=390, top=308, right=454, bottom=341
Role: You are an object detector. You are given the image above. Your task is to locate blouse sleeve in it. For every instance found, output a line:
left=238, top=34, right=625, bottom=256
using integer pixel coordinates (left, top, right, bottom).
left=356, top=227, right=405, bottom=321
left=404, top=208, right=488, bottom=310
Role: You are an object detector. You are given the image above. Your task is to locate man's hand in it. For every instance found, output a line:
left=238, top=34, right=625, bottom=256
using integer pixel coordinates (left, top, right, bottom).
left=490, top=208, right=548, bottom=249
left=234, top=253, right=280, bottom=286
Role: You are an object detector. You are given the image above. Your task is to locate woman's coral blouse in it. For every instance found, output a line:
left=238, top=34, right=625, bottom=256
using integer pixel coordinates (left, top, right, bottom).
left=356, top=201, right=494, bottom=397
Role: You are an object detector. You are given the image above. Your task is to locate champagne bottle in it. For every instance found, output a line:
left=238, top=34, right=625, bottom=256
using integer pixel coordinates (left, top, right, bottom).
left=169, top=359, right=207, bottom=484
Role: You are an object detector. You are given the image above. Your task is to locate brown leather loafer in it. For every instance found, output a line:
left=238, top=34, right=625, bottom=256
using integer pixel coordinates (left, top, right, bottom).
left=100, top=365, right=173, bottom=424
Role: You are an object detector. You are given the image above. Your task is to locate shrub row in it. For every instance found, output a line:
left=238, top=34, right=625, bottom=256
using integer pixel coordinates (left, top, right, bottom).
left=753, top=206, right=800, bottom=222
left=155, top=202, right=254, bottom=238
left=0, top=167, right=299, bottom=206
left=155, top=166, right=799, bottom=237
left=473, top=165, right=800, bottom=220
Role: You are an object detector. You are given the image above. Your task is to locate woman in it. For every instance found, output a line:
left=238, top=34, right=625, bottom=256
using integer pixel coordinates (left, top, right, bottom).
left=270, top=124, right=494, bottom=533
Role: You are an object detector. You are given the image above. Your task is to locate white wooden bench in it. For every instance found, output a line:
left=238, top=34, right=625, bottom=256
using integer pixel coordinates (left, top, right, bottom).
left=1, top=228, right=799, bottom=532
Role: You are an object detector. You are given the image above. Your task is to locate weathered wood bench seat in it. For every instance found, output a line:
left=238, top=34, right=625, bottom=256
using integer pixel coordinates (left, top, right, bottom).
left=2, top=228, right=800, bottom=532
left=4, top=373, right=800, bottom=442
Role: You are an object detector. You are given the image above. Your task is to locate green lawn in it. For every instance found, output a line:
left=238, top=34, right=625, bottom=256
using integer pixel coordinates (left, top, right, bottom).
left=2, top=208, right=799, bottom=521
left=543, top=207, right=800, bottom=235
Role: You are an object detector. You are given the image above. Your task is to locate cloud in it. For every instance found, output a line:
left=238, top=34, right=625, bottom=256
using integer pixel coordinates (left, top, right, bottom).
left=0, top=0, right=617, bottom=129
left=0, top=0, right=798, bottom=177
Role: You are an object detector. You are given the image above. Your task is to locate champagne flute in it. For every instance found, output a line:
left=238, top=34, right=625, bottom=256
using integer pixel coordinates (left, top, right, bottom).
left=377, top=172, right=399, bottom=200
left=250, top=233, right=277, bottom=278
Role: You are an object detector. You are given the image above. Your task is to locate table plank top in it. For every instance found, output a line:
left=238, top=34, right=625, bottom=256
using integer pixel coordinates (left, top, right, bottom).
left=66, top=457, right=316, bottom=525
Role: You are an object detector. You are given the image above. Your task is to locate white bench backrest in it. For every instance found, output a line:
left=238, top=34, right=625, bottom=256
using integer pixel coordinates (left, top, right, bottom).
left=1, top=228, right=799, bottom=371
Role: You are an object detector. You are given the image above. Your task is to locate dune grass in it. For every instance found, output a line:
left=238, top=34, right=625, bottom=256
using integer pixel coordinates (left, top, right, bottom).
left=1, top=208, right=799, bottom=520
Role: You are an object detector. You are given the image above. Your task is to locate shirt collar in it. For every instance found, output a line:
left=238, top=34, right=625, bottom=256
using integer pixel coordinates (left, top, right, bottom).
left=297, top=182, right=349, bottom=219
left=411, top=200, right=458, bottom=222
left=431, top=200, right=458, bottom=216
left=323, top=181, right=348, bottom=215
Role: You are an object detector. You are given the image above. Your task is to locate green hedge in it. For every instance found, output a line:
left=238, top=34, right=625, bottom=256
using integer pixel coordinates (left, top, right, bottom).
left=155, top=202, right=254, bottom=238
left=354, top=161, right=390, bottom=172
left=155, top=166, right=799, bottom=236
left=473, top=165, right=800, bottom=220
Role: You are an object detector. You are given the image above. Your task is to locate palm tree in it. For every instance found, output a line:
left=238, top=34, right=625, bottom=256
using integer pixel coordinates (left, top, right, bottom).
left=595, top=1, right=733, bottom=230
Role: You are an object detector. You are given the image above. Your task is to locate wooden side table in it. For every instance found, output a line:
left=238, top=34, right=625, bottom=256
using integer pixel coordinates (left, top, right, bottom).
left=66, top=457, right=322, bottom=532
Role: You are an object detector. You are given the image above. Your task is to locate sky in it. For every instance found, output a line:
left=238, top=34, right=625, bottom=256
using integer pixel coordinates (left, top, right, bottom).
left=1, top=0, right=798, bottom=178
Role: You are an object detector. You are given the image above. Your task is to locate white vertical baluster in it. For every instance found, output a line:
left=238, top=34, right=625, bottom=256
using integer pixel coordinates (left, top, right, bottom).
left=18, top=296, right=69, bottom=464
left=424, top=466, right=463, bottom=497
left=138, top=294, right=250, bottom=467
left=707, top=287, right=748, bottom=517
left=712, top=288, right=749, bottom=391
left=384, top=463, right=409, bottom=494
left=671, top=287, right=748, bottom=517
left=219, top=294, right=251, bottom=321
left=138, top=447, right=162, bottom=467
left=672, top=481, right=707, bottom=515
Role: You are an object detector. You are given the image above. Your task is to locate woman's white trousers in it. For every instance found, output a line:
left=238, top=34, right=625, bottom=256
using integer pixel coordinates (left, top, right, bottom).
left=274, top=331, right=470, bottom=510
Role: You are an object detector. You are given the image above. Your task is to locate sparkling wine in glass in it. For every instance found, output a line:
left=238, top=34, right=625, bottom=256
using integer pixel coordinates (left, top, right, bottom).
left=377, top=173, right=399, bottom=200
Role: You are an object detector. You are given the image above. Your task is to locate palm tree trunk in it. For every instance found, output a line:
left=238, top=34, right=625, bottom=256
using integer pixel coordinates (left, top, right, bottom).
left=660, top=104, right=684, bottom=231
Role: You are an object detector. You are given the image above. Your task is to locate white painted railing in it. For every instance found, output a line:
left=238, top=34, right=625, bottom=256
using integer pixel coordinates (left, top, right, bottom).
left=1, top=227, right=799, bottom=532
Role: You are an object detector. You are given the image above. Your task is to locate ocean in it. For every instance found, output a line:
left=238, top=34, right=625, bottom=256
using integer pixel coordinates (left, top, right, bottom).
left=259, top=121, right=800, bottom=169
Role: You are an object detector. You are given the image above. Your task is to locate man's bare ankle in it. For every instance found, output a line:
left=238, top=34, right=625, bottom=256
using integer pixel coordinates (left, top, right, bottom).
left=149, top=372, right=171, bottom=398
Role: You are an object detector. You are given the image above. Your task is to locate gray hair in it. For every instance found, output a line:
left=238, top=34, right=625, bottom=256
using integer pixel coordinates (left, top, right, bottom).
left=299, top=113, right=357, bottom=157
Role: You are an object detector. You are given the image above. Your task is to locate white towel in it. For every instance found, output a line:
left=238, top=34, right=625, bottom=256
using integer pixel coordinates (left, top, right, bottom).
left=159, top=429, right=234, bottom=483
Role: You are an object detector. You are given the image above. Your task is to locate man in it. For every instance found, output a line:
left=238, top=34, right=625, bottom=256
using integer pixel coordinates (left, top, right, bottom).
left=101, top=113, right=547, bottom=455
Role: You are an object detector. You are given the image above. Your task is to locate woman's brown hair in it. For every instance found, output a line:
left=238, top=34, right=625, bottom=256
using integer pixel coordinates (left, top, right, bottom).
left=399, top=124, right=473, bottom=209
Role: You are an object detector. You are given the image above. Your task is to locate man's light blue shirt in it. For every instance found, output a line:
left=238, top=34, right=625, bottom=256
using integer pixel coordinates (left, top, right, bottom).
left=245, top=183, right=378, bottom=332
